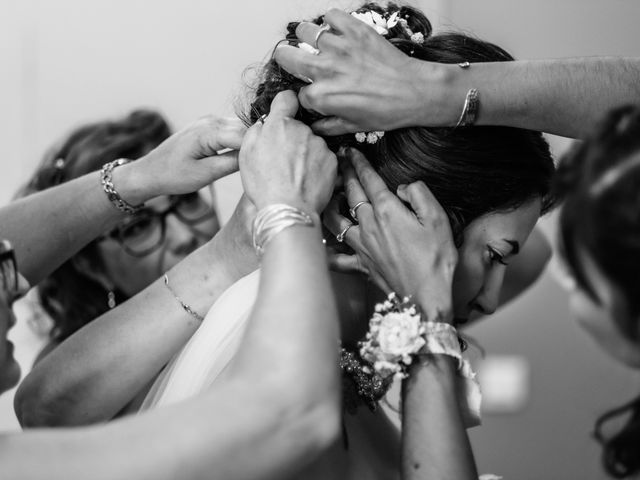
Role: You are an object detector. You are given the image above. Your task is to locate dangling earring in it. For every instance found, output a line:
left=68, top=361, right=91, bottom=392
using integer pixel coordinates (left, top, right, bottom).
left=107, top=290, right=116, bottom=309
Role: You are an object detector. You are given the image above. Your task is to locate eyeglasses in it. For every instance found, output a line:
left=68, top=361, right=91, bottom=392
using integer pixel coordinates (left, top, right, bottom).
left=0, top=240, right=19, bottom=304
left=104, top=193, right=218, bottom=257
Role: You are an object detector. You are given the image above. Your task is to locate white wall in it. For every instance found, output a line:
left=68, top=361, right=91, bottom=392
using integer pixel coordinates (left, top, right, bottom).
left=1, top=1, right=639, bottom=478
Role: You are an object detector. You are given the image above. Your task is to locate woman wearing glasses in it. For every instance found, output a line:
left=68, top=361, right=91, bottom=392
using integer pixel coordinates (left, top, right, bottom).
left=0, top=91, right=352, bottom=479
left=17, top=109, right=220, bottom=363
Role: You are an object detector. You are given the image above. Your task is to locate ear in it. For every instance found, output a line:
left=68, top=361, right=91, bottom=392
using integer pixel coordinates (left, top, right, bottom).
left=70, top=254, right=114, bottom=291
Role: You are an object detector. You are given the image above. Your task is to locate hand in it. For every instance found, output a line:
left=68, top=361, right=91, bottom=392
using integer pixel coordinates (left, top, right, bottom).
left=274, top=9, right=432, bottom=135
left=121, top=116, right=247, bottom=204
left=239, top=90, right=337, bottom=214
left=324, top=148, right=457, bottom=319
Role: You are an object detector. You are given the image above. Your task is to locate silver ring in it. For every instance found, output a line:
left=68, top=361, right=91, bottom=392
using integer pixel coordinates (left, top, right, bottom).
left=258, top=114, right=267, bottom=124
left=349, top=201, right=370, bottom=221
left=313, top=24, right=331, bottom=50
left=336, top=223, right=354, bottom=243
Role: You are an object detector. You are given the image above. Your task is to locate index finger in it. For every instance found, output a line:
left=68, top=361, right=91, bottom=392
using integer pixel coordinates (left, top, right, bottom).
left=347, top=148, right=393, bottom=206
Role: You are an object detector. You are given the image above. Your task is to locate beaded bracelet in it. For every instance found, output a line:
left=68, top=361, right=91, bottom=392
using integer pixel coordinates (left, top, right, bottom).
left=252, top=204, right=314, bottom=256
left=100, top=159, right=144, bottom=214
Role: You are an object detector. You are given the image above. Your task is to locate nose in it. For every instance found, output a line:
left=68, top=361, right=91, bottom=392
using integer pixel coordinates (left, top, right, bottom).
left=16, top=273, right=31, bottom=298
left=164, top=215, right=204, bottom=258
left=472, top=269, right=505, bottom=316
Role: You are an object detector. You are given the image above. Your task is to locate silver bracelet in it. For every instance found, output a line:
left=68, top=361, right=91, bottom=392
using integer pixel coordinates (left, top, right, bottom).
left=100, top=159, right=144, bottom=214
left=252, top=204, right=314, bottom=257
left=455, top=88, right=480, bottom=128
left=163, top=274, right=204, bottom=322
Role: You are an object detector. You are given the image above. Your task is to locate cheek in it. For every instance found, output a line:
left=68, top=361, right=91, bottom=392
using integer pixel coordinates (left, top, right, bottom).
left=450, top=250, right=484, bottom=311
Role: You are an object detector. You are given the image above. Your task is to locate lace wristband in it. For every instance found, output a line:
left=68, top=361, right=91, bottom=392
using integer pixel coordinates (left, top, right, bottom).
left=163, top=273, right=204, bottom=322
left=252, top=204, right=314, bottom=256
left=100, top=159, right=144, bottom=214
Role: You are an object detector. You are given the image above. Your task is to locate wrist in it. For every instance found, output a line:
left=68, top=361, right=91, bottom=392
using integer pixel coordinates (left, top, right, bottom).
left=410, top=61, right=468, bottom=128
left=110, top=159, right=156, bottom=206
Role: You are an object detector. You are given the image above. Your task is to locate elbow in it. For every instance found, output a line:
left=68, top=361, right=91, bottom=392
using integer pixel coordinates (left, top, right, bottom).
left=264, top=373, right=342, bottom=455
left=14, top=372, right=75, bottom=428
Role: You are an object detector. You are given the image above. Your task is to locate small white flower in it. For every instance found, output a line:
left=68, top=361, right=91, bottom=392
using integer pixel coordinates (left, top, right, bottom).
left=410, top=32, right=424, bottom=45
left=355, top=132, right=367, bottom=143
left=366, top=132, right=379, bottom=144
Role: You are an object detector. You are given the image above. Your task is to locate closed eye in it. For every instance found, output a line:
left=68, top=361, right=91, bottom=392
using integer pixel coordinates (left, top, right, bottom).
left=489, top=247, right=509, bottom=266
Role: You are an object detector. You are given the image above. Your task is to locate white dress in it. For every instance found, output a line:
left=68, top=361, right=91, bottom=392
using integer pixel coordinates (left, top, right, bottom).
left=140, top=269, right=261, bottom=410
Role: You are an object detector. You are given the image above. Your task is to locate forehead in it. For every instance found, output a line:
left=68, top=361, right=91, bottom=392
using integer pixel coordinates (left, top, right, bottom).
left=463, top=198, right=542, bottom=245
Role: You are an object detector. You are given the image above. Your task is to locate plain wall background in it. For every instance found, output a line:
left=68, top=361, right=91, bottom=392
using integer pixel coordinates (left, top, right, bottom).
left=1, top=1, right=639, bottom=478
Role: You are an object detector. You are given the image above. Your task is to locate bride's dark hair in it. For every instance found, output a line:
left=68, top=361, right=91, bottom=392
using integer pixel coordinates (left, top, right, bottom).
left=246, top=2, right=555, bottom=244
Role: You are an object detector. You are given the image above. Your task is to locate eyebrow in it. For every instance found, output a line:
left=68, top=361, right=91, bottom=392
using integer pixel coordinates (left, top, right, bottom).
left=504, top=240, right=520, bottom=255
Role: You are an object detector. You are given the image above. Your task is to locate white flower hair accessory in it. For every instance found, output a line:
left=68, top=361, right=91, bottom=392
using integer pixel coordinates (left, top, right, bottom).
left=355, top=131, right=384, bottom=144
left=350, top=10, right=399, bottom=35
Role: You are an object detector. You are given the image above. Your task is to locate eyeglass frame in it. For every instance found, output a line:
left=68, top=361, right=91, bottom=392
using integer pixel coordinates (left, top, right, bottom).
left=0, top=240, right=19, bottom=305
left=102, top=193, right=218, bottom=257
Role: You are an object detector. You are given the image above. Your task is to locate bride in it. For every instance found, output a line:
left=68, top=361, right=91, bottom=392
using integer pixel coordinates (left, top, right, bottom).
left=140, top=3, right=555, bottom=479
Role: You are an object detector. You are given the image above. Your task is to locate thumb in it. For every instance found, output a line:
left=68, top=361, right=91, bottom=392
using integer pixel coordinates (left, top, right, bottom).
left=197, top=150, right=239, bottom=182
left=268, top=90, right=299, bottom=120
left=311, top=117, right=362, bottom=135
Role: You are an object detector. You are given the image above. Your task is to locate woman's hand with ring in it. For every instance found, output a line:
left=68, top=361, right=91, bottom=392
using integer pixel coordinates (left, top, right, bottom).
left=274, top=9, right=428, bottom=135
left=324, top=148, right=458, bottom=317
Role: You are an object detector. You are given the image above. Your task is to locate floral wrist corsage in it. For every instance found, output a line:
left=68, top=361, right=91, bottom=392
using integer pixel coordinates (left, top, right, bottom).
left=341, top=292, right=480, bottom=417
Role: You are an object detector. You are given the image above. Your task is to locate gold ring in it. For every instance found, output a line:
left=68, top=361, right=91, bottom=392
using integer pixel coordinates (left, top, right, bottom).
left=336, top=223, right=354, bottom=243
left=349, top=201, right=370, bottom=221
left=313, top=24, right=332, bottom=50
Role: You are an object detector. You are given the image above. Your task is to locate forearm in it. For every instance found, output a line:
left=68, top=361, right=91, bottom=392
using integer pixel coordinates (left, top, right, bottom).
left=413, top=57, right=640, bottom=138
left=16, top=232, right=252, bottom=427
left=3, top=380, right=335, bottom=480
left=2, top=171, right=125, bottom=285
left=229, top=219, right=341, bottom=432
left=401, top=356, right=478, bottom=480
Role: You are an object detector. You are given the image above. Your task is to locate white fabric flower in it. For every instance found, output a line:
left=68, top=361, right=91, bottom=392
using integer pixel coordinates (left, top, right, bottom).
left=366, top=132, right=379, bottom=144
left=376, top=311, right=425, bottom=357
left=351, top=10, right=399, bottom=35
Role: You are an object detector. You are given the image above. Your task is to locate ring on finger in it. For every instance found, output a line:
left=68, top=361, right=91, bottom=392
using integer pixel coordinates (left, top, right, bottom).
left=313, top=24, right=332, bottom=50
left=258, top=114, right=267, bottom=124
left=349, top=201, right=370, bottom=221
left=336, top=223, right=354, bottom=243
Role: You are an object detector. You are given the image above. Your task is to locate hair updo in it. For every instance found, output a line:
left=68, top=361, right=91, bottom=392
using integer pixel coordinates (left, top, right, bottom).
left=245, top=2, right=555, bottom=245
